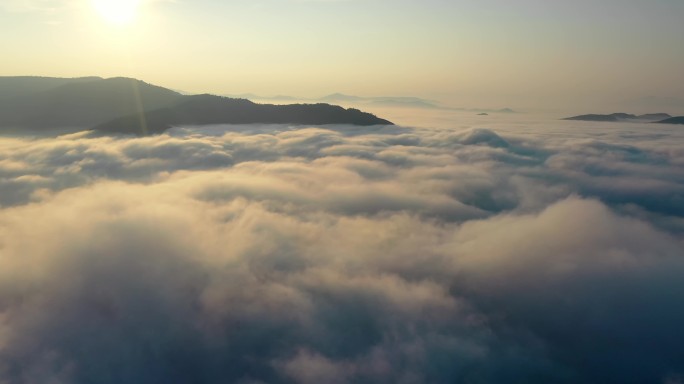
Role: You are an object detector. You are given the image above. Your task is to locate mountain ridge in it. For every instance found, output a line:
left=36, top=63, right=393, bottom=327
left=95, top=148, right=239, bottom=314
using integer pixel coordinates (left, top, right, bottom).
left=563, top=112, right=672, bottom=122
left=227, top=92, right=517, bottom=113
left=655, top=116, right=684, bottom=125
left=0, top=77, right=183, bottom=129
left=95, top=94, right=393, bottom=135
left=0, top=76, right=393, bottom=135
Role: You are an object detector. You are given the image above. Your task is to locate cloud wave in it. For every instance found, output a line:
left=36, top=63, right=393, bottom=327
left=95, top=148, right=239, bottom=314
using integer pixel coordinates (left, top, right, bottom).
left=0, top=122, right=683, bottom=383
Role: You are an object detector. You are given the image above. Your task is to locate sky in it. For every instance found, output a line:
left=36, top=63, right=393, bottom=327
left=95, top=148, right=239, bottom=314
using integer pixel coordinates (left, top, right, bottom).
left=1, top=0, right=684, bottom=111
left=2, top=3, right=684, bottom=381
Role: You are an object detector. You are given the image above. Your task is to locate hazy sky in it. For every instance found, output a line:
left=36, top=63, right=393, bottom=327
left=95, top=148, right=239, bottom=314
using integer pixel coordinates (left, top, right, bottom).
left=2, top=0, right=683, bottom=111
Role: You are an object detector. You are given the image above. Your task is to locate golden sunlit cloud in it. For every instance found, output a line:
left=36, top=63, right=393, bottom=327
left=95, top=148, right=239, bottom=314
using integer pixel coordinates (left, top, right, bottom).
left=91, top=0, right=141, bottom=25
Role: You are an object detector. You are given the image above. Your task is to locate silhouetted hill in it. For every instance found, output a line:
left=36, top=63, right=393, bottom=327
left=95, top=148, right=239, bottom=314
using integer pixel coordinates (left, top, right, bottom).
left=457, top=107, right=517, bottom=113
left=94, top=94, right=394, bottom=135
left=0, top=77, right=183, bottom=129
left=0, top=76, right=103, bottom=101
left=1, top=77, right=394, bottom=134
left=234, top=92, right=446, bottom=109
left=369, top=98, right=439, bottom=109
left=564, top=113, right=672, bottom=122
left=224, top=93, right=300, bottom=102
left=565, top=113, right=633, bottom=122
left=656, top=116, right=684, bottom=125
left=321, top=93, right=366, bottom=103
left=639, top=113, right=673, bottom=121
left=321, top=93, right=442, bottom=109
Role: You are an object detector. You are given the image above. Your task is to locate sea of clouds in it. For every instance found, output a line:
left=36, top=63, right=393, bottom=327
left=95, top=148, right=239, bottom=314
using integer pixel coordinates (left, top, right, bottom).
left=0, top=116, right=682, bottom=384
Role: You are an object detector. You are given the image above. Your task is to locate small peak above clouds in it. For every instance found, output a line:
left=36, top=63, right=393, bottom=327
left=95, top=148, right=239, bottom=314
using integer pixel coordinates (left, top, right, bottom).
left=563, top=112, right=675, bottom=123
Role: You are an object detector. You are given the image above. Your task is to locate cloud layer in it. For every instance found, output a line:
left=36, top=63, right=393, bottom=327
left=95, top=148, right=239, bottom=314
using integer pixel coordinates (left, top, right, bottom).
left=0, top=121, right=683, bottom=383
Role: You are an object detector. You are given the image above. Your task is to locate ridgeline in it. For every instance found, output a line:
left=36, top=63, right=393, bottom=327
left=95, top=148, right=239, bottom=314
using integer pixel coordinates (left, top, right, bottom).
left=0, top=76, right=393, bottom=135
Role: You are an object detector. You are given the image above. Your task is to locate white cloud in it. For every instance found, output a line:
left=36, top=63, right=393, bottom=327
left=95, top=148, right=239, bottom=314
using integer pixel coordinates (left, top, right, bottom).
left=0, top=121, right=683, bottom=383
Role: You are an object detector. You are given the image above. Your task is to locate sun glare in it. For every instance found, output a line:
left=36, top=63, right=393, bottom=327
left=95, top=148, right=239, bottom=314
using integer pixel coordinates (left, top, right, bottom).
left=92, top=0, right=141, bottom=25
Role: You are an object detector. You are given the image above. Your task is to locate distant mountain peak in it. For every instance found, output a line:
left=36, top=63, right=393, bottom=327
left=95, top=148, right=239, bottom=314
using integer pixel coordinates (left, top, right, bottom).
left=655, top=116, right=684, bottom=125
left=563, top=112, right=672, bottom=123
left=320, top=93, right=441, bottom=109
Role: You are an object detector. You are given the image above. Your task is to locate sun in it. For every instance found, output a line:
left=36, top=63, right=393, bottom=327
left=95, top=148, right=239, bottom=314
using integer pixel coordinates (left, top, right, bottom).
left=91, top=0, right=142, bottom=25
